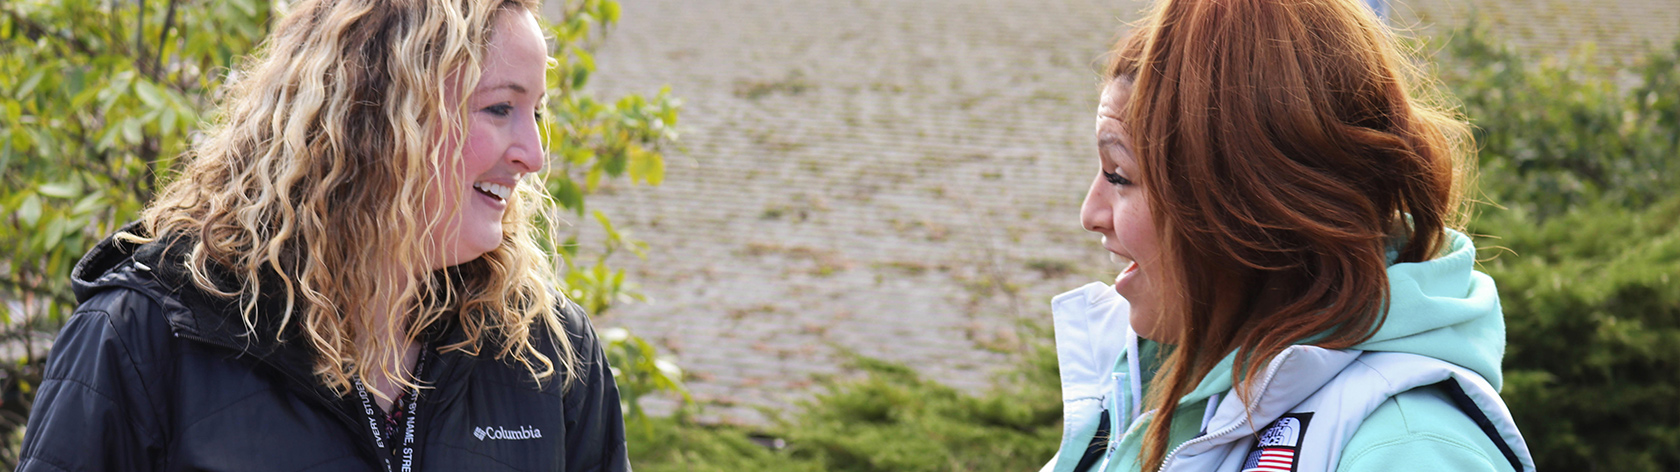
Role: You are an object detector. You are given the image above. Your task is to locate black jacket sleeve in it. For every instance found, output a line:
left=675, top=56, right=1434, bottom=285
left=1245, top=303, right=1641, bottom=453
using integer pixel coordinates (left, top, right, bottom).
left=17, top=289, right=172, bottom=472
left=557, top=301, right=631, bottom=472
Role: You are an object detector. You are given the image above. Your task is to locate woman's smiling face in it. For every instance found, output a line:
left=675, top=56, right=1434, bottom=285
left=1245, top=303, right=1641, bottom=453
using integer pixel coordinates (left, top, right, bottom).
left=424, top=9, right=548, bottom=270
left=1080, top=78, right=1174, bottom=342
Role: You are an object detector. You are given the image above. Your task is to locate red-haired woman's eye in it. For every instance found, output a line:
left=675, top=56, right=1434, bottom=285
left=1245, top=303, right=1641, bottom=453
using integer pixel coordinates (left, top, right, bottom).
left=1103, top=170, right=1132, bottom=186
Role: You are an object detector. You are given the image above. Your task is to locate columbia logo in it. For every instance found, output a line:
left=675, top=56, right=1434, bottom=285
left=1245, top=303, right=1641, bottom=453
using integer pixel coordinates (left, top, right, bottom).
left=473, top=425, right=543, bottom=441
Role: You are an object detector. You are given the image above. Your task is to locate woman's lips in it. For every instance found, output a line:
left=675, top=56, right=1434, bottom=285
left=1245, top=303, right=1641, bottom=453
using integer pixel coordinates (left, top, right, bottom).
left=473, top=186, right=508, bottom=211
left=1114, top=260, right=1140, bottom=292
left=1109, top=251, right=1131, bottom=266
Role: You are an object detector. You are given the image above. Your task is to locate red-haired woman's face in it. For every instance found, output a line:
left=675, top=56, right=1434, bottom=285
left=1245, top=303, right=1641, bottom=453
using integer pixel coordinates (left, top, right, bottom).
left=1081, top=79, right=1175, bottom=342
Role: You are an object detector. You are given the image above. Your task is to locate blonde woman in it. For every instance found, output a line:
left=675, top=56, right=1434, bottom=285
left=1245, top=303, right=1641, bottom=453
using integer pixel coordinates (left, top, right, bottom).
left=18, top=0, right=629, bottom=470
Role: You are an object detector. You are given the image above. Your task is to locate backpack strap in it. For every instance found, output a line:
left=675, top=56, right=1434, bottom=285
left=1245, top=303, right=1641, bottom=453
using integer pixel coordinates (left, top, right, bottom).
left=1432, top=380, right=1523, bottom=472
left=1073, top=409, right=1112, bottom=472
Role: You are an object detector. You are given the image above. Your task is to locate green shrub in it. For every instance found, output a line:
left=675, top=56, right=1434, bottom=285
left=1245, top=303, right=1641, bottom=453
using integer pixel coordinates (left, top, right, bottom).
left=1437, top=23, right=1679, bottom=219
left=1447, top=21, right=1680, bottom=471
left=1471, top=197, right=1680, bottom=471
left=631, top=352, right=1064, bottom=472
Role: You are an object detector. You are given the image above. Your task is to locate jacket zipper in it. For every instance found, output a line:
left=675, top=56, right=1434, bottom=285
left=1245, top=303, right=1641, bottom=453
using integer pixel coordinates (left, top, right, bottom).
left=1155, top=350, right=1292, bottom=471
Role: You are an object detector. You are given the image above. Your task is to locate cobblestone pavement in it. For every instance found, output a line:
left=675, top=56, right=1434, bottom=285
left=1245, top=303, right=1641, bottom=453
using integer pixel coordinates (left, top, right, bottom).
left=1393, top=0, right=1678, bottom=65
left=572, top=0, right=1678, bottom=425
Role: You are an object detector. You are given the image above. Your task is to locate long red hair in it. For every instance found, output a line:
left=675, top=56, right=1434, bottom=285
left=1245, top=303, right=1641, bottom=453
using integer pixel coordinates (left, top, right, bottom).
left=1107, top=0, right=1473, bottom=469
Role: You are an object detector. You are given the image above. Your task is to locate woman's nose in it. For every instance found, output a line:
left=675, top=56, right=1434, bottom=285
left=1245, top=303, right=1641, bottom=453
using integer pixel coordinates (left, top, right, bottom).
left=1080, top=174, right=1111, bottom=234
left=507, top=113, right=546, bottom=173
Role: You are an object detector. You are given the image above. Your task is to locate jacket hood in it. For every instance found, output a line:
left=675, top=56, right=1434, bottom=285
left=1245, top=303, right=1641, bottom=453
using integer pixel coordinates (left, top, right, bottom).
left=1189, top=228, right=1506, bottom=427
left=1353, top=228, right=1506, bottom=389
left=71, top=223, right=258, bottom=347
left=70, top=222, right=162, bottom=303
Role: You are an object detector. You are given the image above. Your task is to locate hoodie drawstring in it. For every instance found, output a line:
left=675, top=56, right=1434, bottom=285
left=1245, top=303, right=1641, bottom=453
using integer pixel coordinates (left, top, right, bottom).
left=1199, top=392, right=1221, bottom=435
left=1126, top=328, right=1142, bottom=423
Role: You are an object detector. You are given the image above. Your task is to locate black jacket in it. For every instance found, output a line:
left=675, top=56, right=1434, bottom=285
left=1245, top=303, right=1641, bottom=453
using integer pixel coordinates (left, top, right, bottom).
left=17, top=228, right=631, bottom=471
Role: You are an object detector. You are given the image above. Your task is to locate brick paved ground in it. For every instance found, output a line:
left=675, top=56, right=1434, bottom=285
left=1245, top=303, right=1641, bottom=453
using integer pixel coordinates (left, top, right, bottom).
left=571, top=0, right=1678, bottom=425
left=1393, top=0, right=1678, bottom=65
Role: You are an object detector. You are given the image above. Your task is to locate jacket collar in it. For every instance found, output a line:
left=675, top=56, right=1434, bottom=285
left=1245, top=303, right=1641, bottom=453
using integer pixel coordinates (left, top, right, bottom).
left=1049, top=281, right=1365, bottom=463
left=1050, top=282, right=1132, bottom=403
left=1195, top=346, right=1361, bottom=441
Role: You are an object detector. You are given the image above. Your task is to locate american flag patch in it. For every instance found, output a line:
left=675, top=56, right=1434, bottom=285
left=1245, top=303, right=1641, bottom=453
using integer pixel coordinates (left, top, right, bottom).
left=1242, top=447, right=1296, bottom=472
left=1241, top=413, right=1313, bottom=472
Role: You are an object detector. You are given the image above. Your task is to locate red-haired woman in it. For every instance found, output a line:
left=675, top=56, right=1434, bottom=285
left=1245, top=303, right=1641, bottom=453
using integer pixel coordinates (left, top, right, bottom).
left=1042, top=1, right=1534, bottom=471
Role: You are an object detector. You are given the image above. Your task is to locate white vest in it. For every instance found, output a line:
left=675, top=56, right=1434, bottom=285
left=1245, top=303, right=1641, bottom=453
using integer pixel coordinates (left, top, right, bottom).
left=1157, top=350, right=1535, bottom=472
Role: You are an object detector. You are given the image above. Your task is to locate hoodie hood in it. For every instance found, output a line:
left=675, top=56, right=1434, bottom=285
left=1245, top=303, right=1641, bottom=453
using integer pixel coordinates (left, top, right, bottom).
left=1186, top=228, right=1505, bottom=429
left=1354, top=228, right=1506, bottom=389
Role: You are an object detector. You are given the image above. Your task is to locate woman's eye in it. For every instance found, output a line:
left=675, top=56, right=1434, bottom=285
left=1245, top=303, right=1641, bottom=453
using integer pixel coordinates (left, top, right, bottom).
left=1103, top=170, right=1132, bottom=186
left=484, top=104, right=514, bottom=117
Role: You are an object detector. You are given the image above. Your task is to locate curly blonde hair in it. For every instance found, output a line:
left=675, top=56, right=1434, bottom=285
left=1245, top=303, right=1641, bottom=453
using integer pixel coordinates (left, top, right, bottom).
left=129, top=0, right=575, bottom=397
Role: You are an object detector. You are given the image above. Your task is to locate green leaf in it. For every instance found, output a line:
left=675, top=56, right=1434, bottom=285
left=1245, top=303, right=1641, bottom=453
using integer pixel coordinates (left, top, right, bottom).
left=17, top=194, right=41, bottom=226
left=71, top=192, right=104, bottom=215
left=37, top=180, right=82, bottom=198
left=592, top=209, right=617, bottom=239
left=601, top=148, right=626, bottom=177
left=547, top=176, right=584, bottom=213
left=135, top=80, right=165, bottom=107
left=69, top=84, right=102, bottom=111
left=599, top=1, right=621, bottom=24
left=570, top=66, right=590, bottom=90
left=4, top=101, right=22, bottom=127
left=564, top=144, right=594, bottom=166
left=96, top=122, right=123, bottom=150
left=585, top=165, right=603, bottom=192
left=160, top=107, right=178, bottom=136
left=121, top=118, right=142, bottom=144
left=573, top=47, right=595, bottom=72
left=42, top=215, right=69, bottom=250
left=626, top=144, right=664, bottom=185
left=14, top=70, right=46, bottom=99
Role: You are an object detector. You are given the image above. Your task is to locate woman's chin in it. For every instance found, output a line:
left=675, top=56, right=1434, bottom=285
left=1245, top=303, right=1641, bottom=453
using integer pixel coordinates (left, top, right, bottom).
left=1122, top=296, right=1172, bottom=342
left=431, top=238, right=502, bottom=270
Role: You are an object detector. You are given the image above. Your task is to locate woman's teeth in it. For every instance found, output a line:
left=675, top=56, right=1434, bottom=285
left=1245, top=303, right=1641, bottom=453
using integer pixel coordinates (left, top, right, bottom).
left=473, top=182, right=511, bottom=201
left=1109, top=252, right=1132, bottom=266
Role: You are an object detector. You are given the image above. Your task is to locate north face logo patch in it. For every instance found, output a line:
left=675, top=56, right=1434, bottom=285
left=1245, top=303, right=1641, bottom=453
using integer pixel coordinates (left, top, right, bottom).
left=1242, top=413, right=1313, bottom=472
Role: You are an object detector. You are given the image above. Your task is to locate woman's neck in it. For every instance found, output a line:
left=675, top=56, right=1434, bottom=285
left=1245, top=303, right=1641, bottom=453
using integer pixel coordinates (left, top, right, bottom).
left=367, top=340, right=421, bottom=413
left=363, top=281, right=421, bottom=412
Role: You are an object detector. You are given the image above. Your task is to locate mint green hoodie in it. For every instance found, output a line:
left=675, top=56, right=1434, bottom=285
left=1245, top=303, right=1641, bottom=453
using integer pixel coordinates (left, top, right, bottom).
left=1042, top=230, right=1530, bottom=472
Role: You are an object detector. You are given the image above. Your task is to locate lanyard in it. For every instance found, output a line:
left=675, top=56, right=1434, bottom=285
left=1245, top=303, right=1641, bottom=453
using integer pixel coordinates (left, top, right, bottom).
left=352, top=347, right=431, bottom=472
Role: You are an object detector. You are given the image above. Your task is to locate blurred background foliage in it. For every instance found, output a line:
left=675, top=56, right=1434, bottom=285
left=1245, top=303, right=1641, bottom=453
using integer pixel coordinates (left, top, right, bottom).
left=1442, top=22, right=1680, bottom=471
left=0, top=0, right=684, bottom=466
left=0, top=0, right=1675, bottom=470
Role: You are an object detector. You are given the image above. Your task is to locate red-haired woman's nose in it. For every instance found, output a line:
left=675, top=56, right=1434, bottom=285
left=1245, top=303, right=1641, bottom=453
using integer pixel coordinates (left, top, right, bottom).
left=1081, top=175, right=1111, bottom=233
